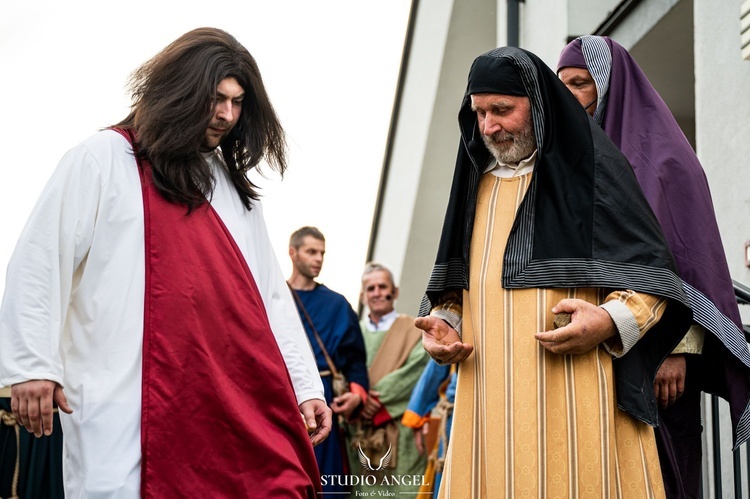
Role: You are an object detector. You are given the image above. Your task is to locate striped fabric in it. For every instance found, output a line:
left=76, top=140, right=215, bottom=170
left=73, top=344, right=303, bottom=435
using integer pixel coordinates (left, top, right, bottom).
left=578, top=36, right=612, bottom=124
left=680, top=280, right=750, bottom=447
left=439, top=172, right=664, bottom=498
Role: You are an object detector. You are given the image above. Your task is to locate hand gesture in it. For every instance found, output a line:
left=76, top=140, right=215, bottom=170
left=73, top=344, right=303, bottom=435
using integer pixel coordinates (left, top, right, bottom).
left=413, top=421, right=430, bottom=455
left=414, top=316, right=473, bottom=364
left=535, top=299, right=616, bottom=355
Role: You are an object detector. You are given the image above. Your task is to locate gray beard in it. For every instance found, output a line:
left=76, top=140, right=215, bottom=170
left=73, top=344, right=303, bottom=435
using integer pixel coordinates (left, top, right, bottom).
left=482, top=120, right=536, bottom=164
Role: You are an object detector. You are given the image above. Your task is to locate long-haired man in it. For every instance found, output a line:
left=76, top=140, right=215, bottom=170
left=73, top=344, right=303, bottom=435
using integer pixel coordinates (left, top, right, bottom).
left=0, top=27, right=330, bottom=497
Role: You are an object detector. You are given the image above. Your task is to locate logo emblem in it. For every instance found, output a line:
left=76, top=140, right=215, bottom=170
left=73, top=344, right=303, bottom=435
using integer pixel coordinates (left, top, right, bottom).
left=357, top=444, right=392, bottom=471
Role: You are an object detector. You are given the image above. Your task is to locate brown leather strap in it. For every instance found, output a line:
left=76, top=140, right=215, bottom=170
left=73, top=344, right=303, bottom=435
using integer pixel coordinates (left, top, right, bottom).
left=287, top=283, right=341, bottom=378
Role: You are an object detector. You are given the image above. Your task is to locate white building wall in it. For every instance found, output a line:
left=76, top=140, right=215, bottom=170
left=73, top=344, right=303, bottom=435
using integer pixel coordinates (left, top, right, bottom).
left=371, top=0, right=498, bottom=315
left=694, top=0, right=750, bottom=297
left=520, top=0, right=569, bottom=68
left=695, top=5, right=750, bottom=493
left=371, top=0, right=455, bottom=289
left=568, top=0, right=621, bottom=37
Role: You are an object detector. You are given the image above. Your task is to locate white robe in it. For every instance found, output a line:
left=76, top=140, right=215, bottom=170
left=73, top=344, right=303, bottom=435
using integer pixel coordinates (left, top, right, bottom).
left=0, top=130, right=323, bottom=497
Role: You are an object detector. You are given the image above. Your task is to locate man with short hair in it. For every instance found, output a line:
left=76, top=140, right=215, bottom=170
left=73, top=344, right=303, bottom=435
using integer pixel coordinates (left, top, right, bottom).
left=287, top=226, right=369, bottom=497
left=0, top=27, right=329, bottom=497
left=558, top=35, right=750, bottom=498
left=416, top=46, right=693, bottom=497
left=346, top=262, right=429, bottom=495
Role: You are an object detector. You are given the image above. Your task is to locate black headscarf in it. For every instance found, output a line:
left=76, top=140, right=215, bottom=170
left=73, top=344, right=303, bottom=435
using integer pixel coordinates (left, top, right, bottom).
left=420, top=46, right=692, bottom=426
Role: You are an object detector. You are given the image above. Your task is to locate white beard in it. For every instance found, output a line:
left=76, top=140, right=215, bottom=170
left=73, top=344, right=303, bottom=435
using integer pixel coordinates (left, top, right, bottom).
left=482, top=116, right=536, bottom=164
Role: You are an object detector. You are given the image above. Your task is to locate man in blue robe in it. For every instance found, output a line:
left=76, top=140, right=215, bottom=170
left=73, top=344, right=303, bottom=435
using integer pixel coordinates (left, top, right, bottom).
left=287, top=226, right=369, bottom=497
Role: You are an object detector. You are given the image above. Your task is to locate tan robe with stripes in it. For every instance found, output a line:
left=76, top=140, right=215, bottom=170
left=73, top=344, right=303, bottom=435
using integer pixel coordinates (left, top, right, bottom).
left=439, top=172, right=666, bottom=498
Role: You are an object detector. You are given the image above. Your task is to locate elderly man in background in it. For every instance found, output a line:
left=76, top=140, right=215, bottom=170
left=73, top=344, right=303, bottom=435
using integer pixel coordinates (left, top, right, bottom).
left=346, top=262, right=429, bottom=495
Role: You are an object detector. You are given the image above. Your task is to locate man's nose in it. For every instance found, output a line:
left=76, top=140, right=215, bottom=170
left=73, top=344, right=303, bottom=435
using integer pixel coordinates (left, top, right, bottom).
left=216, top=100, right=234, bottom=122
left=482, top=116, right=502, bottom=135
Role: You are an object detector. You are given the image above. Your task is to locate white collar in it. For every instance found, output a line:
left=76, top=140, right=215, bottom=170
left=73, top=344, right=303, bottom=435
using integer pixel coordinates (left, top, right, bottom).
left=366, top=308, right=399, bottom=332
left=484, top=149, right=538, bottom=178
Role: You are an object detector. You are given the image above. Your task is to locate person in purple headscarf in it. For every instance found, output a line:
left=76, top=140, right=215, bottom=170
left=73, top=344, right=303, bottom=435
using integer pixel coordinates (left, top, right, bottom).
left=558, top=35, right=750, bottom=499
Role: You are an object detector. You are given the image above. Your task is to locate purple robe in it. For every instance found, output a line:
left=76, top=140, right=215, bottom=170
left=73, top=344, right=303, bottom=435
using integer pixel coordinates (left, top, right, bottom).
left=559, top=36, right=750, bottom=498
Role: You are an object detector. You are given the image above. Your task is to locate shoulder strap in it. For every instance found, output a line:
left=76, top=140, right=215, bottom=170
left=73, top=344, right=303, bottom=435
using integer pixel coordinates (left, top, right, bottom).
left=287, top=283, right=341, bottom=377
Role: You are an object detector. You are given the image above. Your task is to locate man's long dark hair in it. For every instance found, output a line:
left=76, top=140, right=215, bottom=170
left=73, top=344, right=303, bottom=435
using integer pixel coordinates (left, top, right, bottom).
left=115, top=27, right=286, bottom=210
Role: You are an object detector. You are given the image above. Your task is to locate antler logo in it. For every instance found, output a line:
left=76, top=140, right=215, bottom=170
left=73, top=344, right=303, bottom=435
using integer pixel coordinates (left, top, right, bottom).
left=357, top=444, right=392, bottom=471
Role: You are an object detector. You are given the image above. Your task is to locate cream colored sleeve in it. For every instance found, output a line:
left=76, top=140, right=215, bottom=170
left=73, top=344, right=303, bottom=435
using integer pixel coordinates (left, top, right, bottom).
left=671, top=324, right=705, bottom=355
left=600, top=290, right=668, bottom=358
left=429, top=290, right=464, bottom=336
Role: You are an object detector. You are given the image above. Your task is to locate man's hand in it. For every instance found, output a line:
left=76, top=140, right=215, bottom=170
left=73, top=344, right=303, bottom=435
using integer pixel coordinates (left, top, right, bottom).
left=331, top=392, right=362, bottom=419
left=535, top=299, right=617, bottom=355
left=414, top=316, right=473, bottom=364
left=300, top=398, right=332, bottom=447
left=653, top=354, right=686, bottom=408
left=413, top=421, right=430, bottom=455
left=361, top=390, right=383, bottom=420
left=11, top=380, right=72, bottom=438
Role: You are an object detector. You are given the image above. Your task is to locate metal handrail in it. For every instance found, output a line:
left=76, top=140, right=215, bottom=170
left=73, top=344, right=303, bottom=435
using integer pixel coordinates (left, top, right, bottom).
left=733, top=279, right=750, bottom=341
left=708, top=280, right=750, bottom=497
left=735, top=279, right=750, bottom=305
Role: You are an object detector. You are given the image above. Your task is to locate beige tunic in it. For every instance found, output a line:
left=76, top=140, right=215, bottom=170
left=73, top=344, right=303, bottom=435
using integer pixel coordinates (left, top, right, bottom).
left=439, top=172, right=665, bottom=498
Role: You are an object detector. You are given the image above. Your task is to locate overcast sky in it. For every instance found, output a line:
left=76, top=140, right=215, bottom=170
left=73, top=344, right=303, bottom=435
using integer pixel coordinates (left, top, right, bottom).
left=0, top=0, right=411, bottom=307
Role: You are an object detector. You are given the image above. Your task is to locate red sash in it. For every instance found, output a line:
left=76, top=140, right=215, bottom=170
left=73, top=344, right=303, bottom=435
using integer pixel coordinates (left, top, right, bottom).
left=114, top=129, right=320, bottom=497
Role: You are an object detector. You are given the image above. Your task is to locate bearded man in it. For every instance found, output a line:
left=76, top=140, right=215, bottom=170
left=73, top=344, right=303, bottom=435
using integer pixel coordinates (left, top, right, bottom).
left=0, top=27, right=330, bottom=498
left=415, top=46, right=693, bottom=498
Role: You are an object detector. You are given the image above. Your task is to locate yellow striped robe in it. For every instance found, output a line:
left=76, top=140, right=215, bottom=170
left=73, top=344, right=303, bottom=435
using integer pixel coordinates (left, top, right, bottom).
left=438, top=172, right=666, bottom=498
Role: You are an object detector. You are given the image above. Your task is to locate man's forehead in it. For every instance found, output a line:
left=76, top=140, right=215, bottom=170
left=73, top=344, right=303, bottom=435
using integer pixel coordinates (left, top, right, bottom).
left=216, top=76, right=245, bottom=98
left=558, top=66, right=593, bottom=80
left=471, top=93, right=528, bottom=107
left=300, top=236, right=324, bottom=249
left=363, top=270, right=393, bottom=286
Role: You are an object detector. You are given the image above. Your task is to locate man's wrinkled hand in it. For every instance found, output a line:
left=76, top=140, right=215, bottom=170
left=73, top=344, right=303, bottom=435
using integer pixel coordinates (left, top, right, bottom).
left=535, top=299, right=616, bottom=355
left=414, top=316, right=473, bottom=364
left=11, top=380, right=72, bottom=438
left=653, top=354, right=686, bottom=408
